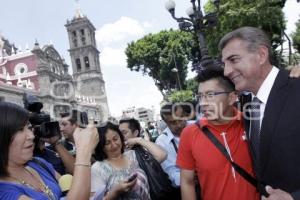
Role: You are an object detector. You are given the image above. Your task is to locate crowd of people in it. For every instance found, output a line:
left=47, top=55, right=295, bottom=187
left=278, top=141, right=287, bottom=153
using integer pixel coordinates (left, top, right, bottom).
left=0, top=102, right=99, bottom=200
left=0, top=26, right=300, bottom=200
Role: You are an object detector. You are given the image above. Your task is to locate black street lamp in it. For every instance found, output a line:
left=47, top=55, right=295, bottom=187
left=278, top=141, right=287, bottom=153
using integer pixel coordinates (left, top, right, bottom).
left=171, top=52, right=182, bottom=91
left=165, top=0, right=220, bottom=70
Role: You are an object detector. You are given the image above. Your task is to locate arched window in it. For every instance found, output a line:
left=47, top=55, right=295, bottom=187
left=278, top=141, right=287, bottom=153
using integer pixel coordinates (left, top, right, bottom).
left=81, top=37, right=86, bottom=45
left=81, top=29, right=86, bottom=45
left=72, top=31, right=78, bottom=47
left=84, top=56, right=90, bottom=68
left=73, top=39, right=78, bottom=47
left=76, top=58, right=81, bottom=71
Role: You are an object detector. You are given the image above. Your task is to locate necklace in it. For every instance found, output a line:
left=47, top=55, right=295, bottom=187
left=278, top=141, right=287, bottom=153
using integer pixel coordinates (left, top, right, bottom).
left=9, top=167, right=57, bottom=200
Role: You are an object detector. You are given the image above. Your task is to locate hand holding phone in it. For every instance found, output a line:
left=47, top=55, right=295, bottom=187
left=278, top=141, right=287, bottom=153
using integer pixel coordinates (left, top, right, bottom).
left=126, top=173, right=138, bottom=182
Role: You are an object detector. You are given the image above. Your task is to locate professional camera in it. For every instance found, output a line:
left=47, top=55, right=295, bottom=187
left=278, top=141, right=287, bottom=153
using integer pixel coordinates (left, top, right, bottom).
left=23, top=93, right=60, bottom=138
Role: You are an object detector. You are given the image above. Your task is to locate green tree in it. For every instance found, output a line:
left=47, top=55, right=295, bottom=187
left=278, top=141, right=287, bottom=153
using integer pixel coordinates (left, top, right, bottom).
left=125, top=30, right=198, bottom=97
left=292, top=15, right=300, bottom=53
left=167, top=90, right=194, bottom=102
left=186, top=77, right=198, bottom=94
left=204, top=0, right=286, bottom=65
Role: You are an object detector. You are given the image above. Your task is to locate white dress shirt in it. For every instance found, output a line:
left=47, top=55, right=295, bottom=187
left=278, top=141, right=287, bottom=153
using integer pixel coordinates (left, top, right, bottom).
left=155, top=127, right=180, bottom=187
left=254, top=66, right=279, bottom=130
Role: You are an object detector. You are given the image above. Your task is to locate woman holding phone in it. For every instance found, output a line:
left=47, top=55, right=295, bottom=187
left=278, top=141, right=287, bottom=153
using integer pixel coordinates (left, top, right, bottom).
left=91, top=122, right=166, bottom=200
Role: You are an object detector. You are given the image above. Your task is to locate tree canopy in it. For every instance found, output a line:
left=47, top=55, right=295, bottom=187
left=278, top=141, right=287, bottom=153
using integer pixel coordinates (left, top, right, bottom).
left=204, top=0, right=286, bottom=64
left=292, top=15, right=300, bottom=53
left=167, top=90, right=194, bottom=103
left=125, top=0, right=290, bottom=99
left=125, top=30, right=198, bottom=97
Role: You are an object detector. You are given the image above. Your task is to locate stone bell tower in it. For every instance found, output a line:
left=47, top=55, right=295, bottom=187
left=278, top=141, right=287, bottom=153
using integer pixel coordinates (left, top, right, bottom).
left=65, top=4, right=109, bottom=121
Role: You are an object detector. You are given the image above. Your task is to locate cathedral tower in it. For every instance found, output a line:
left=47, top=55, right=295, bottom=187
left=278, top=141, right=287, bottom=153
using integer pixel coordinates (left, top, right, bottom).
left=65, top=7, right=109, bottom=121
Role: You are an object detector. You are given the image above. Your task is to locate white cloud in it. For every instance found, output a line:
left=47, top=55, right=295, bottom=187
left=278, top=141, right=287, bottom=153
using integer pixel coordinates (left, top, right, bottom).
left=100, top=47, right=126, bottom=67
left=96, top=16, right=151, bottom=46
left=96, top=16, right=162, bottom=117
left=105, top=75, right=163, bottom=117
left=143, top=21, right=153, bottom=28
left=283, top=1, right=300, bottom=35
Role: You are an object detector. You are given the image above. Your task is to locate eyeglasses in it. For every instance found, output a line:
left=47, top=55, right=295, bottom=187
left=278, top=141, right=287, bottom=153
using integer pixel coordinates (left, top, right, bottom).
left=196, top=91, right=233, bottom=101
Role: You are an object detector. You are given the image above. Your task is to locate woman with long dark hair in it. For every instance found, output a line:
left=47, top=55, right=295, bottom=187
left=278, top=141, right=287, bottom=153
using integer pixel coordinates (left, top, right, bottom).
left=91, top=122, right=166, bottom=200
left=0, top=101, right=99, bottom=200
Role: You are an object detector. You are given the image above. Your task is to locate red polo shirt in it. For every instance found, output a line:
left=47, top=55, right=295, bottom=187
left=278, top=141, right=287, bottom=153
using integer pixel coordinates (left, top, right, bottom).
left=177, top=110, right=259, bottom=200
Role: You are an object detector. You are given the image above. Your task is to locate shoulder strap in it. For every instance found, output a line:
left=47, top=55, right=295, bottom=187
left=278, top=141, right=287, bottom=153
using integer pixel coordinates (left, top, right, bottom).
left=163, top=132, right=178, bottom=153
left=194, top=122, right=268, bottom=196
left=170, top=139, right=178, bottom=153
left=32, top=158, right=58, bottom=183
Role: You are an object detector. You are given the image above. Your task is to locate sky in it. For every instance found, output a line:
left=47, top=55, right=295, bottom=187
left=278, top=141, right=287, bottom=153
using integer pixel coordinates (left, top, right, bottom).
left=0, top=0, right=299, bottom=117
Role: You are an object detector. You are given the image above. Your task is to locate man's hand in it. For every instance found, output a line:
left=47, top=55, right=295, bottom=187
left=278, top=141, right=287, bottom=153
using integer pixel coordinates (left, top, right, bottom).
left=262, top=185, right=294, bottom=200
left=125, top=137, right=142, bottom=149
left=41, top=135, right=61, bottom=145
left=289, top=64, right=300, bottom=78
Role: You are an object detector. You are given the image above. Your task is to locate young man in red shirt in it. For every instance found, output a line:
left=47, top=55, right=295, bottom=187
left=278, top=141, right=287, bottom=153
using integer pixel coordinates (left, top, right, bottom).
left=176, top=67, right=259, bottom=200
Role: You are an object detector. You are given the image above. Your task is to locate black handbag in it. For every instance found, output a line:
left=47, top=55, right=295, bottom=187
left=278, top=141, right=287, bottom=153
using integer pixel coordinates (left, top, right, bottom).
left=133, top=145, right=173, bottom=200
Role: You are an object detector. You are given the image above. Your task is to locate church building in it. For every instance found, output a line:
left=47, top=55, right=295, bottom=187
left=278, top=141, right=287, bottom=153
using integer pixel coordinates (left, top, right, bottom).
left=0, top=8, right=109, bottom=122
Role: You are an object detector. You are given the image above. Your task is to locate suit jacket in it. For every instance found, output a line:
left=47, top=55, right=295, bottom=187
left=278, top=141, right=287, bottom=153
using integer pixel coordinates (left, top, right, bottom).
left=242, top=70, right=300, bottom=199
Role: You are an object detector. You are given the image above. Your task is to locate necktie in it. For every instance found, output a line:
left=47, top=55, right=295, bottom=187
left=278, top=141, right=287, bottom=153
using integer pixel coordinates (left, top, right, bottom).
left=250, top=97, right=261, bottom=164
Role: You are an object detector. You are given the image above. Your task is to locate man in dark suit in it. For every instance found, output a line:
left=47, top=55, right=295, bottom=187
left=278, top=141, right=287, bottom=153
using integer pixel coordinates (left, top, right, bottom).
left=219, top=26, right=300, bottom=200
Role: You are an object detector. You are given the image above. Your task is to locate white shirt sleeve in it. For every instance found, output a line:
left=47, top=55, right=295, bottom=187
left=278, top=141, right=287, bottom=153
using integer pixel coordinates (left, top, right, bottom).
left=91, top=161, right=106, bottom=193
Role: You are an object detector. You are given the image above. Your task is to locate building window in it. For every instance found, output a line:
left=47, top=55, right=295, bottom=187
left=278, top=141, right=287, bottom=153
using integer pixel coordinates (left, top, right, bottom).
left=84, top=56, right=90, bottom=68
left=20, top=67, right=25, bottom=73
left=80, top=29, right=85, bottom=36
left=80, top=29, right=86, bottom=45
left=73, top=39, right=78, bottom=47
left=81, top=37, right=86, bottom=45
left=76, top=58, right=81, bottom=71
left=72, top=31, right=78, bottom=47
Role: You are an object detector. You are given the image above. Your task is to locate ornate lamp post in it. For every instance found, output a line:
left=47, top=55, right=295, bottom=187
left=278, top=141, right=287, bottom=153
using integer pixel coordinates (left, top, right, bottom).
left=171, top=67, right=182, bottom=91
left=165, top=0, right=220, bottom=70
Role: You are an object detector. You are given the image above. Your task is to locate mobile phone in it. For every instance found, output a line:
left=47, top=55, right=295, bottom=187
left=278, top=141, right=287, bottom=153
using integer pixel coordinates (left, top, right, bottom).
left=127, top=173, right=138, bottom=182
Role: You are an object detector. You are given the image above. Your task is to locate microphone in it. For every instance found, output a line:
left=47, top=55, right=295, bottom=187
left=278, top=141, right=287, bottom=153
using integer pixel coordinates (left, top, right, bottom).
left=59, top=174, right=73, bottom=197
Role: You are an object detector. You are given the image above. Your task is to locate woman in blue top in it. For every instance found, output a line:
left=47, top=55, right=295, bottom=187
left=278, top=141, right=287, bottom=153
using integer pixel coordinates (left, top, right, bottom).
left=0, top=102, right=99, bottom=200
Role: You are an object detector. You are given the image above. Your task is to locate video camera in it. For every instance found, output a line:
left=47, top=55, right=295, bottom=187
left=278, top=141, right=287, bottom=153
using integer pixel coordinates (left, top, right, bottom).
left=23, top=93, right=60, bottom=138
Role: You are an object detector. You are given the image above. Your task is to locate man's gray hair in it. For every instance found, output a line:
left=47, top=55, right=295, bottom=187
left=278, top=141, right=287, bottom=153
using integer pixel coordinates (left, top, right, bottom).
left=219, top=27, right=272, bottom=62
